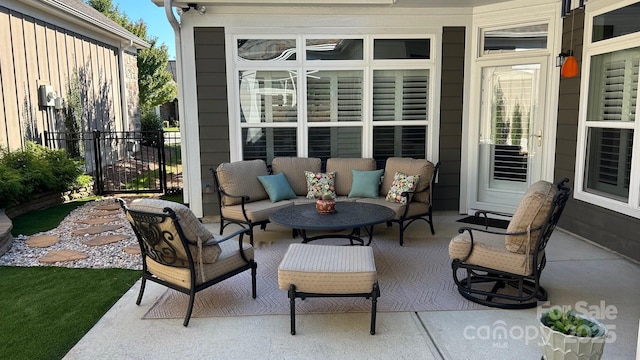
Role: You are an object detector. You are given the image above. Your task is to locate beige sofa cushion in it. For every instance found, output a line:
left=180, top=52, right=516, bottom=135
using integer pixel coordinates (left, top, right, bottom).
left=449, top=230, right=539, bottom=276
left=271, top=157, right=322, bottom=196
left=216, top=160, right=269, bottom=206
left=127, top=199, right=221, bottom=264
left=326, top=158, right=377, bottom=196
left=278, top=244, right=377, bottom=294
left=505, top=181, right=557, bottom=254
left=381, top=158, right=434, bottom=203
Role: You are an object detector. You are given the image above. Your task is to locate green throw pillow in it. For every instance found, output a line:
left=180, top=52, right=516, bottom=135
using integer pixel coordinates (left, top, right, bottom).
left=348, top=169, right=384, bottom=198
left=385, top=171, right=420, bottom=204
left=258, top=172, right=297, bottom=202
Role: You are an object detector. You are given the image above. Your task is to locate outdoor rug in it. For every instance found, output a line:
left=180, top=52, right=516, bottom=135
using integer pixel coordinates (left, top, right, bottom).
left=143, top=228, right=484, bottom=319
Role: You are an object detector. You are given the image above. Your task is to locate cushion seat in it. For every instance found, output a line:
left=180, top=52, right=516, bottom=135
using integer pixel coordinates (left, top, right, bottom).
left=221, top=199, right=294, bottom=223
left=278, top=244, right=377, bottom=294
left=449, top=230, right=539, bottom=276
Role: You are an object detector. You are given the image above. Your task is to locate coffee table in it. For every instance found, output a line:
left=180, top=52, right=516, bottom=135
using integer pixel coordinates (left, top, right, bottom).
left=269, top=202, right=395, bottom=245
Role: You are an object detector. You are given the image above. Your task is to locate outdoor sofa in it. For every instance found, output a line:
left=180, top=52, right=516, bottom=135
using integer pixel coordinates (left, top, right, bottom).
left=212, top=157, right=440, bottom=246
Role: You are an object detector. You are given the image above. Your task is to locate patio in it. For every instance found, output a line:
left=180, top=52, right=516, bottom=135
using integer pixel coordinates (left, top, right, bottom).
left=63, top=212, right=640, bottom=359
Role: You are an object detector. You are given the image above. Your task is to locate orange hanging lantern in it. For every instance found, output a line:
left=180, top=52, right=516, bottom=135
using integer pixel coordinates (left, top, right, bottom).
left=561, top=55, right=579, bottom=78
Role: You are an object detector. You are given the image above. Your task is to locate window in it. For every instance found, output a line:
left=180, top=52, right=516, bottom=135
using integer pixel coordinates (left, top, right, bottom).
left=577, top=1, right=640, bottom=217
left=232, top=35, right=436, bottom=165
left=481, top=24, right=548, bottom=55
left=583, top=48, right=639, bottom=201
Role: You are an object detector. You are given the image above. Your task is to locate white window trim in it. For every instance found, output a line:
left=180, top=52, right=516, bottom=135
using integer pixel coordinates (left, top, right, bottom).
left=574, top=0, right=640, bottom=219
left=226, top=31, right=441, bottom=164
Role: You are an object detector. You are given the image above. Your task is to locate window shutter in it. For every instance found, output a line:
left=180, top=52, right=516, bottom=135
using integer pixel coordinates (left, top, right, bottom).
left=307, top=72, right=362, bottom=122
left=373, top=70, right=428, bottom=121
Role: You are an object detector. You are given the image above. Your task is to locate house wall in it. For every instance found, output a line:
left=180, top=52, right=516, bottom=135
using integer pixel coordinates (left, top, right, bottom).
left=0, top=5, right=128, bottom=150
left=438, top=26, right=465, bottom=211
left=555, top=9, right=640, bottom=262
left=193, top=27, right=230, bottom=217
left=194, top=26, right=464, bottom=217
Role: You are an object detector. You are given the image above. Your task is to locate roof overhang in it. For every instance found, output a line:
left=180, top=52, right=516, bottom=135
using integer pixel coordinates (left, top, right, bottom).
left=153, top=0, right=513, bottom=8
left=22, top=0, right=150, bottom=49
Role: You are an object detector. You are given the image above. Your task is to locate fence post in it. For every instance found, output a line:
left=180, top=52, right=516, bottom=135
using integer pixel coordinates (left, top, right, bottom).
left=159, top=130, right=167, bottom=193
left=93, top=130, right=103, bottom=195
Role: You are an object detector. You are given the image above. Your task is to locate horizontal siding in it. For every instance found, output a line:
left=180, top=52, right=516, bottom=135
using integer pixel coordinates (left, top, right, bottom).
left=437, top=26, right=465, bottom=211
left=554, top=9, right=640, bottom=262
left=195, top=27, right=229, bottom=217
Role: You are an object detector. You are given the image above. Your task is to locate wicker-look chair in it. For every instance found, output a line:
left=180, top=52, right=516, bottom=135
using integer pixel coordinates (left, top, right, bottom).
left=118, top=198, right=257, bottom=326
left=448, top=178, right=570, bottom=309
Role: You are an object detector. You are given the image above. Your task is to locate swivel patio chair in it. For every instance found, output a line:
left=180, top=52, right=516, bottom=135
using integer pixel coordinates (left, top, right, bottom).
left=118, top=198, right=257, bottom=326
left=448, top=178, right=570, bottom=309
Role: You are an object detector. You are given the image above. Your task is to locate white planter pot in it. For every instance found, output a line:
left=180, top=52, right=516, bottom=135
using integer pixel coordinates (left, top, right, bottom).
left=539, top=314, right=607, bottom=360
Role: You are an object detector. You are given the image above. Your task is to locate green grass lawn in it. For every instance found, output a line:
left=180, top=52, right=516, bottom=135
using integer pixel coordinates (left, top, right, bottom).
left=10, top=197, right=99, bottom=236
left=0, top=266, right=140, bottom=359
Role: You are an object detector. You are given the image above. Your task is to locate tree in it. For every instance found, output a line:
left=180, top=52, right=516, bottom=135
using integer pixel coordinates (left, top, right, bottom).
left=492, top=84, right=509, bottom=145
left=511, top=101, right=522, bottom=146
left=85, top=0, right=176, bottom=118
left=138, top=39, right=176, bottom=110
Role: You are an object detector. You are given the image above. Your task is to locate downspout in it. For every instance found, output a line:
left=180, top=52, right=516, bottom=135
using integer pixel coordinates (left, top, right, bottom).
left=117, top=40, right=132, bottom=131
left=163, top=0, right=191, bottom=207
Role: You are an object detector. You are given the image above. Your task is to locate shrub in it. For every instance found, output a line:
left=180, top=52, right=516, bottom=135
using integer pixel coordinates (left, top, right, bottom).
left=0, top=143, right=86, bottom=208
left=139, top=109, right=162, bottom=146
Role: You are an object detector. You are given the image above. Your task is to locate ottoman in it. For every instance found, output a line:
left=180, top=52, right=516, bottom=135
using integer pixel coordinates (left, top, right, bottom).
left=278, top=243, right=380, bottom=335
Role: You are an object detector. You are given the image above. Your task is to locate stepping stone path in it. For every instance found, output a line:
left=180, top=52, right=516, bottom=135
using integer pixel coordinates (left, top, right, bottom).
left=7, top=199, right=143, bottom=267
left=39, top=250, right=89, bottom=264
left=71, top=225, right=122, bottom=236
left=84, top=235, right=129, bottom=247
left=96, top=203, right=122, bottom=211
left=76, top=218, right=117, bottom=225
left=25, top=235, right=60, bottom=248
left=89, top=210, right=120, bottom=217
left=124, top=245, right=141, bottom=255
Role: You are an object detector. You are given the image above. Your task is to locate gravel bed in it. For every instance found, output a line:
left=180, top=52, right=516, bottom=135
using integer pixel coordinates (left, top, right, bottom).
left=0, top=197, right=142, bottom=270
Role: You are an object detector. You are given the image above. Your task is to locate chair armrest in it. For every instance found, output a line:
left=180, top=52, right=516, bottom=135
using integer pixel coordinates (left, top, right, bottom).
left=209, top=228, right=251, bottom=245
left=472, top=210, right=512, bottom=230
left=218, top=187, right=251, bottom=203
left=209, top=228, right=252, bottom=263
left=455, top=225, right=543, bottom=261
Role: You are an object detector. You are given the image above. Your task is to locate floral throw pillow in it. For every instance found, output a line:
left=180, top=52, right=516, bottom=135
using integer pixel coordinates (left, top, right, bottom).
left=304, top=171, right=336, bottom=199
left=385, top=172, right=420, bottom=204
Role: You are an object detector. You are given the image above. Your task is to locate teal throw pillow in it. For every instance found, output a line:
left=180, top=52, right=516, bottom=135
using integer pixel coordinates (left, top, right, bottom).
left=257, top=172, right=297, bottom=203
left=348, top=169, right=384, bottom=198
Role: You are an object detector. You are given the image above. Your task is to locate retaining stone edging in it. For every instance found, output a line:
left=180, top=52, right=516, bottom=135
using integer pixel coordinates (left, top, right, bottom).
left=0, top=210, right=13, bottom=257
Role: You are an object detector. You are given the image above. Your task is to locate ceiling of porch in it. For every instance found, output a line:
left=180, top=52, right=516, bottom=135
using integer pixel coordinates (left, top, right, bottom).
left=160, top=0, right=514, bottom=8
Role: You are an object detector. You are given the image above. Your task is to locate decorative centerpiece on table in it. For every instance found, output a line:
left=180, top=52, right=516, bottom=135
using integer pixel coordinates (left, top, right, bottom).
left=316, top=191, right=336, bottom=214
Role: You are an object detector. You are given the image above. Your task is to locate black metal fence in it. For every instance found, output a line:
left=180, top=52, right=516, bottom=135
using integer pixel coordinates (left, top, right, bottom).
left=44, top=130, right=182, bottom=194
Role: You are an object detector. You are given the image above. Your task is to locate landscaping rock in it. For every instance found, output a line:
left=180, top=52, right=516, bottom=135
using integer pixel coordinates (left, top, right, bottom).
left=71, top=225, right=122, bottom=236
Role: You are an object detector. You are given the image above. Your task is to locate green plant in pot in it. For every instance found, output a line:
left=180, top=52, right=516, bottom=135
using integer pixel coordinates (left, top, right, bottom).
left=316, top=191, right=336, bottom=214
left=539, top=308, right=607, bottom=360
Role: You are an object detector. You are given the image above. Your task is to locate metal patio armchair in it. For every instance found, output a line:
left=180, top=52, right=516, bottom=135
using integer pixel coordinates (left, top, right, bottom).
left=448, top=178, right=570, bottom=309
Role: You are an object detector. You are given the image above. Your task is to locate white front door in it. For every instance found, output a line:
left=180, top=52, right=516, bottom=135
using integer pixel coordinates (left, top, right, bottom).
left=472, top=57, right=548, bottom=212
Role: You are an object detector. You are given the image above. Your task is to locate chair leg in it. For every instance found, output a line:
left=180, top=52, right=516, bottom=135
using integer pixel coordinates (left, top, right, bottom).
left=183, top=290, right=196, bottom=327
left=136, top=277, right=147, bottom=305
left=399, top=223, right=405, bottom=246
left=251, top=262, right=257, bottom=298
left=370, top=283, right=380, bottom=335
left=288, top=285, right=297, bottom=335
left=428, top=211, right=435, bottom=235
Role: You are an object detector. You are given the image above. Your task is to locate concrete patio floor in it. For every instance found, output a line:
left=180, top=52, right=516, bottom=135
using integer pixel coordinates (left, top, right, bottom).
left=63, top=212, right=640, bottom=359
